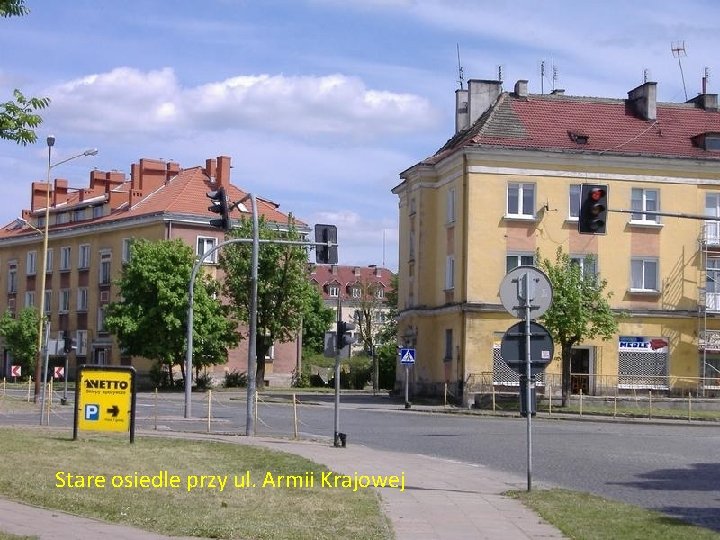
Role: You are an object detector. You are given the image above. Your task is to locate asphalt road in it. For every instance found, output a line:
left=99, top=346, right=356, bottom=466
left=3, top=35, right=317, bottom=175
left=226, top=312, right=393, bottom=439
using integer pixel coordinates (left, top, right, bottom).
left=2, top=389, right=720, bottom=532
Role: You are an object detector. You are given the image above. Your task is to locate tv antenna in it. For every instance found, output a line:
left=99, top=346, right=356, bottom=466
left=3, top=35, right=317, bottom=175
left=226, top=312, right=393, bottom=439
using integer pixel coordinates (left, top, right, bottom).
left=540, top=60, right=546, bottom=94
left=703, top=66, right=711, bottom=94
left=643, top=68, right=651, bottom=83
left=456, top=43, right=465, bottom=90
left=552, top=64, right=559, bottom=91
left=497, top=64, right=504, bottom=83
left=671, top=40, right=688, bottom=100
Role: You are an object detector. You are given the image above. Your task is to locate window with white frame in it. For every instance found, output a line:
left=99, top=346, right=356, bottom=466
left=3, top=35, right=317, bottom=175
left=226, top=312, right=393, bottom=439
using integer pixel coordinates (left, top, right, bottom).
left=26, top=251, right=37, bottom=275
left=375, top=288, right=384, bottom=299
left=59, top=289, right=70, bottom=313
left=78, top=244, right=90, bottom=269
left=60, top=246, right=71, bottom=271
left=506, top=253, right=534, bottom=273
left=44, top=290, right=51, bottom=314
left=76, top=330, right=88, bottom=356
left=122, top=238, right=133, bottom=264
left=569, top=184, right=581, bottom=219
left=446, top=187, right=456, bottom=224
left=351, top=286, right=361, bottom=299
left=45, top=248, right=53, bottom=273
left=631, top=188, right=659, bottom=223
left=97, top=306, right=107, bottom=332
left=507, top=183, right=535, bottom=218
left=445, top=255, right=455, bottom=290
left=99, top=251, right=111, bottom=285
left=77, top=287, right=88, bottom=312
left=196, top=237, right=217, bottom=264
left=329, top=284, right=339, bottom=297
left=631, top=258, right=659, bottom=291
left=8, top=261, right=17, bottom=293
left=705, top=193, right=720, bottom=245
left=24, top=291, right=35, bottom=308
left=570, top=255, right=598, bottom=278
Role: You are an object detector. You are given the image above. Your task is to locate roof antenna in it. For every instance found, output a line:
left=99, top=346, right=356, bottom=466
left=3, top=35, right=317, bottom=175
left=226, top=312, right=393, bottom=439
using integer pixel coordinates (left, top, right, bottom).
left=497, top=64, right=504, bottom=84
left=703, top=66, right=710, bottom=94
left=643, top=68, right=651, bottom=83
left=456, top=43, right=464, bottom=90
left=540, top=60, right=546, bottom=94
left=671, top=40, right=688, bottom=100
left=552, top=63, right=559, bottom=91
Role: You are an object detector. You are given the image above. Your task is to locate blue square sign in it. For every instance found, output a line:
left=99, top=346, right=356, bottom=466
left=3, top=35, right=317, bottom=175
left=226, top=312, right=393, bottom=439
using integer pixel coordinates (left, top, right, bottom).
left=84, top=404, right=100, bottom=421
left=400, top=348, right=416, bottom=365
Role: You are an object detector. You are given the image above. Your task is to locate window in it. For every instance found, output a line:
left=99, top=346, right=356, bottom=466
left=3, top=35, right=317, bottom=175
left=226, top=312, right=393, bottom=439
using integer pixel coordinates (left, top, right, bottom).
left=73, top=208, right=86, bottom=222
left=351, top=287, right=361, bottom=299
left=59, top=289, right=70, bottom=313
left=122, top=238, right=133, bottom=264
left=44, top=290, right=51, bottom=315
left=76, top=330, right=88, bottom=356
left=8, top=261, right=17, bottom=293
left=79, top=244, right=90, bottom=269
left=446, top=188, right=456, bottom=224
left=97, top=306, right=107, bottom=332
left=506, top=254, right=534, bottom=273
left=56, top=212, right=69, bottom=225
left=445, top=255, right=455, bottom=290
left=77, top=287, right=88, bottom=312
left=45, top=248, right=53, bottom=273
left=196, top=237, right=217, bottom=264
left=409, top=197, right=416, bottom=215
left=569, top=184, right=581, bottom=219
left=375, top=288, right=384, bottom=299
left=631, top=258, right=659, bottom=292
left=60, top=247, right=71, bottom=271
left=329, top=285, right=339, bottom=298
left=507, top=183, right=535, bottom=218
left=24, top=291, right=35, bottom=308
left=631, top=188, right=659, bottom=223
left=444, top=329, right=453, bottom=361
left=93, top=205, right=104, bottom=218
left=99, top=251, right=111, bottom=285
left=570, top=255, right=598, bottom=278
left=26, top=251, right=37, bottom=275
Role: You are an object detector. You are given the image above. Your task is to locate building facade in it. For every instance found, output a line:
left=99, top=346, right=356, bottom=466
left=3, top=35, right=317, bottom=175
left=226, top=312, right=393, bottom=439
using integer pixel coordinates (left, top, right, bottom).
left=393, top=78, right=720, bottom=404
left=0, top=155, right=303, bottom=386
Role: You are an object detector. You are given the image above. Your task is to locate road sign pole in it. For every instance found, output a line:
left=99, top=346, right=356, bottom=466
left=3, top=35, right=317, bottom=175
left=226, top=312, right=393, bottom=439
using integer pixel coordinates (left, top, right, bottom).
left=525, top=292, right=533, bottom=492
left=404, top=364, right=411, bottom=409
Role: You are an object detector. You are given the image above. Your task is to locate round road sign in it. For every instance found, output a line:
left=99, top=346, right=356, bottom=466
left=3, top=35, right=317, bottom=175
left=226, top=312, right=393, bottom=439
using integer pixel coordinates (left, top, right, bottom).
left=499, top=265, right=553, bottom=319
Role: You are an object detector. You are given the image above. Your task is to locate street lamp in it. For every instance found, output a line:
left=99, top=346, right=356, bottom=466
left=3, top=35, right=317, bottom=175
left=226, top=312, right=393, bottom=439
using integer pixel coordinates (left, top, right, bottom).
left=34, top=136, right=98, bottom=402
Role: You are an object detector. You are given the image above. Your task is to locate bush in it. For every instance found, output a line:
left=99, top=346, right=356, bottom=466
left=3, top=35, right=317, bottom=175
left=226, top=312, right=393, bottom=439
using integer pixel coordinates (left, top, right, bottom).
left=224, top=370, right=248, bottom=388
left=195, top=372, right=213, bottom=390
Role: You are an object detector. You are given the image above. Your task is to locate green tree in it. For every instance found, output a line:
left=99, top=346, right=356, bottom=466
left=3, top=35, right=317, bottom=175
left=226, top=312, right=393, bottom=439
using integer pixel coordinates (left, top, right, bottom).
left=0, top=1, right=51, bottom=145
left=105, top=239, right=237, bottom=386
left=375, top=274, right=398, bottom=389
left=301, top=285, right=334, bottom=355
left=538, top=248, right=618, bottom=406
left=0, top=307, right=39, bottom=377
left=220, top=217, right=313, bottom=384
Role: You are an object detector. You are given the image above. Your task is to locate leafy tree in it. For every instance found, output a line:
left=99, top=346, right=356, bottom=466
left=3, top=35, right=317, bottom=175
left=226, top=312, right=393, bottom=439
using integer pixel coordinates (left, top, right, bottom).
left=220, top=216, right=313, bottom=384
left=301, top=285, right=334, bottom=355
left=538, top=248, right=618, bottom=406
left=375, top=274, right=399, bottom=389
left=0, top=1, right=51, bottom=145
left=105, top=239, right=237, bottom=385
left=0, top=307, right=39, bottom=376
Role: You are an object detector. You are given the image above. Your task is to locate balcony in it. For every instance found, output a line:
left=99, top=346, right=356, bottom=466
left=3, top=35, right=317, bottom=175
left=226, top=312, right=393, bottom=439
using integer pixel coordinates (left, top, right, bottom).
left=699, top=329, right=720, bottom=351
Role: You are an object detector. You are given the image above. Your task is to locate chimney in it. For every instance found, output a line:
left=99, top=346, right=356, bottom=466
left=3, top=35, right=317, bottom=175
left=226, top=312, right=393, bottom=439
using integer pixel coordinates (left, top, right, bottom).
left=467, top=79, right=503, bottom=126
left=30, top=182, right=51, bottom=212
left=216, top=156, right=231, bottom=188
left=514, top=80, right=529, bottom=98
left=455, top=89, right=469, bottom=132
left=687, top=93, right=718, bottom=112
left=204, top=158, right=217, bottom=181
left=551, top=88, right=565, bottom=96
left=627, top=81, right=657, bottom=121
left=53, top=179, right=68, bottom=206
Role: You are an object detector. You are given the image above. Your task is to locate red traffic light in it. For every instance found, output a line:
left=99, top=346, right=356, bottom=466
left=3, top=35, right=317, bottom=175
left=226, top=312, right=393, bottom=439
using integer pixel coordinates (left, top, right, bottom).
left=590, top=188, right=605, bottom=201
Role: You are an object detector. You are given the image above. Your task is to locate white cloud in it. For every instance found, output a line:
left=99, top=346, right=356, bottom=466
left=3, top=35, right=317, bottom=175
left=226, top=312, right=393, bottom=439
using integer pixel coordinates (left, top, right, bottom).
left=42, top=67, right=439, bottom=139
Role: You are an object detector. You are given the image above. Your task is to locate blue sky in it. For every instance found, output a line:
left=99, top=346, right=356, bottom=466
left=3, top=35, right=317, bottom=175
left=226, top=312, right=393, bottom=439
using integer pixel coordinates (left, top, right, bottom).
left=2, top=0, right=720, bottom=271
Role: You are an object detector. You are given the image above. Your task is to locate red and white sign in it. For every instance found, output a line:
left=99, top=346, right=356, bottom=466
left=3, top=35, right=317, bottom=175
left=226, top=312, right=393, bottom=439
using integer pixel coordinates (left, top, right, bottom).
left=53, top=366, right=65, bottom=379
left=10, top=365, right=21, bottom=377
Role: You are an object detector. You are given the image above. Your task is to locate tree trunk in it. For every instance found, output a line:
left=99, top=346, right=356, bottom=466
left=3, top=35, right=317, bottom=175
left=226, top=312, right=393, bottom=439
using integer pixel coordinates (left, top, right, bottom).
left=255, top=335, right=271, bottom=389
left=561, top=342, right=573, bottom=407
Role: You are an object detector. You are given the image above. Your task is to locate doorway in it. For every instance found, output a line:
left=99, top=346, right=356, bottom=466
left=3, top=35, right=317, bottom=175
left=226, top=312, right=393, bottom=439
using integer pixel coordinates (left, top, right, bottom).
left=571, top=348, right=592, bottom=395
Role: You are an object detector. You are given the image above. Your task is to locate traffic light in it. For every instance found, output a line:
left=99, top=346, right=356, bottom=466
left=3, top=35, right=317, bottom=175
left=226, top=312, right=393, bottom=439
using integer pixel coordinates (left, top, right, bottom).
left=314, top=224, right=338, bottom=264
left=63, top=336, right=76, bottom=354
left=578, top=184, right=609, bottom=234
left=207, top=187, right=231, bottom=231
left=336, top=321, right=357, bottom=350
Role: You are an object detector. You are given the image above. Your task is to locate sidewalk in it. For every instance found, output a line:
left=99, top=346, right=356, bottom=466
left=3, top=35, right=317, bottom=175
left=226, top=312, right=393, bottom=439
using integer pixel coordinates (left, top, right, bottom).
left=1, top=430, right=565, bottom=540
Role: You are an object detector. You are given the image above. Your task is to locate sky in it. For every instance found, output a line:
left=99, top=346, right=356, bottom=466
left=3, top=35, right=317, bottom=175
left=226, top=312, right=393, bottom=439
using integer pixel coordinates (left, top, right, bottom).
left=2, top=0, right=720, bottom=272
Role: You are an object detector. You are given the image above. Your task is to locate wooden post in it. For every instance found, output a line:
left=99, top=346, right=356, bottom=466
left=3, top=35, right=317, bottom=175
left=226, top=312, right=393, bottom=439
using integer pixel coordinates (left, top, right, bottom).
left=648, top=390, right=653, bottom=419
left=207, top=389, right=212, bottom=433
left=154, top=388, right=158, bottom=431
left=292, top=393, right=298, bottom=439
left=491, top=382, right=496, bottom=412
left=548, top=384, right=552, bottom=415
left=614, top=387, right=618, bottom=418
left=254, top=392, right=258, bottom=436
left=444, top=383, right=447, bottom=407
left=579, top=388, right=583, bottom=416
left=27, top=376, right=32, bottom=402
left=688, top=391, right=692, bottom=422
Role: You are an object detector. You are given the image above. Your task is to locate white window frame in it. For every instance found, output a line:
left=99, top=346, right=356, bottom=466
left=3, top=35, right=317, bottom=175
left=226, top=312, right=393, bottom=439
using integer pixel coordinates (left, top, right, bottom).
left=77, top=287, right=88, bottom=312
left=506, top=253, right=535, bottom=274
left=351, top=287, right=361, bottom=299
left=122, top=238, right=133, bottom=264
left=99, top=251, right=111, bottom=285
left=97, top=306, right=107, bottom=332
left=196, top=236, right=218, bottom=264
left=44, top=290, right=51, bottom=315
left=329, top=285, right=339, bottom=298
left=446, top=187, right=456, bottom=224
left=570, top=255, right=598, bottom=278
left=569, top=184, right=581, bottom=220
left=59, top=289, right=70, bottom=313
left=26, top=250, right=37, bottom=276
left=24, top=291, right=35, bottom=308
left=76, top=330, right=88, bottom=356
left=506, top=183, right=536, bottom=218
left=45, top=248, right=53, bottom=273
left=60, top=246, right=71, bottom=272
left=445, top=255, right=455, bottom=290
left=630, top=188, right=660, bottom=224
left=78, top=244, right=91, bottom=269
left=631, top=257, right=659, bottom=292
left=8, top=261, right=17, bottom=294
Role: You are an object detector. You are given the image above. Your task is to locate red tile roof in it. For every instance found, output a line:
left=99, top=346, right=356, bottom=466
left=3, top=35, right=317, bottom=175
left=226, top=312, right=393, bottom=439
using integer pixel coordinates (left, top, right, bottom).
left=310, top=264, right=394, bottom=300
left=425, top=93, right=720, bottom=165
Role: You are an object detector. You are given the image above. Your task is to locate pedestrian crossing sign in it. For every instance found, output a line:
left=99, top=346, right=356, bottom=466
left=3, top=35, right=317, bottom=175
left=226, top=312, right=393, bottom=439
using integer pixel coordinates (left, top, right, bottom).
left=400, top=348, right=416, bottom=365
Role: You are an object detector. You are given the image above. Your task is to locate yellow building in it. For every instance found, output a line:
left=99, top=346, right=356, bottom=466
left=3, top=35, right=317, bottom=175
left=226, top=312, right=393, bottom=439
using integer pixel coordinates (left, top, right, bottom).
left=0, top=155, right=302, bottom=386
left=393, top=79, right=720, bottom=404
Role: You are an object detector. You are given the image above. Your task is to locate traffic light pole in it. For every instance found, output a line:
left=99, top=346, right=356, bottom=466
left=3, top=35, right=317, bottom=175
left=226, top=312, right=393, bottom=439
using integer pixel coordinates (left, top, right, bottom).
left=333, top=293, right=342, bottom=447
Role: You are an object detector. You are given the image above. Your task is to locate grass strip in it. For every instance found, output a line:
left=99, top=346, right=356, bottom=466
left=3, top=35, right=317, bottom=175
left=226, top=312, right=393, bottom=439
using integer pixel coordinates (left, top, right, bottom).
left=0, top=428, right=391, bottom=540
left=509, top=488, right=720, bottom=539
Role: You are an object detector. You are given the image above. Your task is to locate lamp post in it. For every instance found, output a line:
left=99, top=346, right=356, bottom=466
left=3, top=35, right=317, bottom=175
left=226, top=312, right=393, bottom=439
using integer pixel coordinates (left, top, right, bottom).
left=34, top=136, right=98, bottom=402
